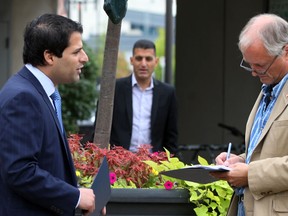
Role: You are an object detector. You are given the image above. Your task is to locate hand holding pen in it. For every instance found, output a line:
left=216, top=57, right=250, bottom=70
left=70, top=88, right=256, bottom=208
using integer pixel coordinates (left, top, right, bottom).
left=215, top=142, right=245, bottom=166
left=212, top=142, right=248, bottom=187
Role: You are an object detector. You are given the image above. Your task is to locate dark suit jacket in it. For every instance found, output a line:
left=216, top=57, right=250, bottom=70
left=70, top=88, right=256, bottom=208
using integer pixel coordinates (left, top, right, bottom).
left=110, top=75, right=178, bottom=154
left=0, top=67, right=79, bottom=216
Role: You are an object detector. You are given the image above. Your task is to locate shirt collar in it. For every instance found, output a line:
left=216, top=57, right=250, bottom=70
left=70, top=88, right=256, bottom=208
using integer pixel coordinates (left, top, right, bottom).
left=25, top=64, right=55, bottom=97
left=261, top=73, right=288, bottom=98
left=131, top=73, right=154, bottom=89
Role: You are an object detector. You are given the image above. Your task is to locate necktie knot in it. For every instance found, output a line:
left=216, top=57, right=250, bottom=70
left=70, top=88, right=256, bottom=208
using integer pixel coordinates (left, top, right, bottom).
left=263, top=85, right=274, bottom=106
left=50, top=89, right=61, bottom=102
left=50, top=89, right=63, bottom=133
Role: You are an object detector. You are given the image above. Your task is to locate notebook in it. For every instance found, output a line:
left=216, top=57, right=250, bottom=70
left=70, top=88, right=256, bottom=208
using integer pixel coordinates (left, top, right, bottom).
left=161, top=165, right=230, bottom=184
left=90, top=156, right=111, bottom=216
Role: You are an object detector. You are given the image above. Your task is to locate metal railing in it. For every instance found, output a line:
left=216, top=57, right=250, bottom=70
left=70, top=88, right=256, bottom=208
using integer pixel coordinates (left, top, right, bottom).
left=177, top=143, right=244, bottom=164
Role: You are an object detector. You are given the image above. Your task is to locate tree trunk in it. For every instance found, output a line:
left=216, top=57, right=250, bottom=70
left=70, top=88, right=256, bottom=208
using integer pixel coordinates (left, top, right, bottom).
left=93, top=19, right=122, bottom=148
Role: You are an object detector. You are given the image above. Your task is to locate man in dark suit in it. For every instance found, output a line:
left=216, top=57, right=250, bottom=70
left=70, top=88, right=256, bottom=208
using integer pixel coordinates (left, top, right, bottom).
left=110, top=39, right=178, bottom=154
left=0, top=14, right=97, bottom=215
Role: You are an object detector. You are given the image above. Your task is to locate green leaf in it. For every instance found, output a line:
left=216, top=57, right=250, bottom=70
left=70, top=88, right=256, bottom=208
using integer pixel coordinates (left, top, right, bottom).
left=143, top=160, right=159, bottom=169
left=194, top=205, right=208, bottom=215
left=189, top=190, right=200, bottom=201
left=198, top=155, right=209, bottom=165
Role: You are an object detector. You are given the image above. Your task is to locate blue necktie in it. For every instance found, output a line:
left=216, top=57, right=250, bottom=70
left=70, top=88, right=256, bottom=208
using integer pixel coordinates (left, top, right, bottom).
left=50, top=89, right=64, bottom=133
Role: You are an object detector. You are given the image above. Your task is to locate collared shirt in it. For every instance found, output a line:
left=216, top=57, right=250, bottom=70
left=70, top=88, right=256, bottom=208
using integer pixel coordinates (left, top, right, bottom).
left=25, top=64, right=55, bottom=107
left=129, top=73, right=154, bottom=152
left=236, top=73, right=288, bottom=216
left=246, top=73, right=288, bottom=163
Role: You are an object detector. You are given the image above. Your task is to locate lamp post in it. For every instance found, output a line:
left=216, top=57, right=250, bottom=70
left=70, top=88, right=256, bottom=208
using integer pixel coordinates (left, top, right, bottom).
left=165, top=0, right=174, bottom=84
left=66, top=0, right=95, bottom=22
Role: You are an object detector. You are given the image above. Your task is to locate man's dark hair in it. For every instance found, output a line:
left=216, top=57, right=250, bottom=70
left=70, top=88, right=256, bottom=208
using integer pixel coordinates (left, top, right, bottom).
left=132, top=39, right=156, bottom=55
left=23, top=13, right=83, bottom=66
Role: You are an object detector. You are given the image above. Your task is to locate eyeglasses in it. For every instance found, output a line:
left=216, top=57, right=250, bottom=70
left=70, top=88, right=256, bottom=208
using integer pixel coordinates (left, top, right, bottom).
left=240, top=55, right=279, bottom=75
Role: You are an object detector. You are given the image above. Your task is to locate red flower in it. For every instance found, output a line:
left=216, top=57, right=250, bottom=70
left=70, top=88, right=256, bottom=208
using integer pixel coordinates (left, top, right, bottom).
left=68, top=134, right=170, bottom=188
left=164, top=181, right=174, bottom=190
left=109, top=172, right=117, bottom=184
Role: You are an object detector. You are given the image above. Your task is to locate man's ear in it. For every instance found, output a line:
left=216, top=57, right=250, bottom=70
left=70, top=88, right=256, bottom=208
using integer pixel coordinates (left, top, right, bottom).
left=155, top=57, right=159, bottom=66
left=43, top=50, right=54, bottom=65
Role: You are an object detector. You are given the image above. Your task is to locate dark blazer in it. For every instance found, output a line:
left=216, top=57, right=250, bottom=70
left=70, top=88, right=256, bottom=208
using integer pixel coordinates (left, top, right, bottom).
left=110, top=75, right=178, bottom=154
left=0, top=67, right=79, bottom=216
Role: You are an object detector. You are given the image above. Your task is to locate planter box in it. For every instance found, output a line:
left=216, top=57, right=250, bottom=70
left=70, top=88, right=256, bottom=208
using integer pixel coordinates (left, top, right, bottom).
left=106, top=188, right=196, bottom=216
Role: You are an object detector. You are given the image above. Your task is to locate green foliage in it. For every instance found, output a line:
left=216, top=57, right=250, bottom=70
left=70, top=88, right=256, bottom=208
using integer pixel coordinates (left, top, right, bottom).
left=198, top=155, right=209, bottom=165
left=154, top=28, right=176, bottom=83
left=145, top=154, right=234, bottom=216
left=59, top=43, right=99, bottom=133
left=93, top=34, right=129, bottom=78
left=116, top=52, right=130, bottom=78
left=154, top=28, right=165, bottom=81
left=69, top=134, right=233, bottom=216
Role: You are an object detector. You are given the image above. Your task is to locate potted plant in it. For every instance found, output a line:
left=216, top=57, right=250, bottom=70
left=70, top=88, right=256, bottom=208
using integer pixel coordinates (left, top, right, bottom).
left=68, top=134, right=233, bottom=216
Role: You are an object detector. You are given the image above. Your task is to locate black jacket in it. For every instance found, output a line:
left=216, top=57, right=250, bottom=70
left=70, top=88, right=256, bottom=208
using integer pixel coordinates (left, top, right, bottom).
left=110, top=75, right=178, bottom=154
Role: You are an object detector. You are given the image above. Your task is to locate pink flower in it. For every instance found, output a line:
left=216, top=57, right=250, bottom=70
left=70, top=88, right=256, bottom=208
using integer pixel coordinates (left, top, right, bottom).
left=164, top=180, right=174, bottom=190
left=109, top=172, right=117, bottom=184
left=151, top=152, right=159, bottom=156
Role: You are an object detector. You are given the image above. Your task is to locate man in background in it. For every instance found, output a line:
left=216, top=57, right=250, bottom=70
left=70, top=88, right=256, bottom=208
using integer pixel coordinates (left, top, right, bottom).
left=110, top=39, right=178, bottom=154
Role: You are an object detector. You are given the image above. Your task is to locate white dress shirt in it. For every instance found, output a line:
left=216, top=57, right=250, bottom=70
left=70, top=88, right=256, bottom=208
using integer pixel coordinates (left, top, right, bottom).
left=25, top=64, right=55, bottom=107
left=129, top=74, right=154, bottom=152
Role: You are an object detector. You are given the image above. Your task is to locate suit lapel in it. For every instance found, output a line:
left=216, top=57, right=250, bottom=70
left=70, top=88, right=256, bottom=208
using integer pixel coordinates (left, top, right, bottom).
left=20, top=68, right=65, bottom=140
left=246, top=82, right=288, bottom=152
left=19, top=68, right=76, bottom=183
left=125, top=76, right=133, bottom=128
left=151, top=79, right=159, bottom=129
left=259, top=83, right=288, bottom=140
left=245, top=92, right=262, bottom=147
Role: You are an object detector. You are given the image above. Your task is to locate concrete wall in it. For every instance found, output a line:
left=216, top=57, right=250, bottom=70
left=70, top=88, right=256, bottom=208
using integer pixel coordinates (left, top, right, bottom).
left=10, top=0, right=57, bottom=74
left=175, top=0, right=267, bottom=153
left=0, top=0, right=57, bottom=86
left=0, top=0, right=11, bottom=87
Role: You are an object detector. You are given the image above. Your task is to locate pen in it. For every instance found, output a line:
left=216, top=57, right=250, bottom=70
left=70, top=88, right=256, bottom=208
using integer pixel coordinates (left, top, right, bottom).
left=226, top=142, right=232, bottom=161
